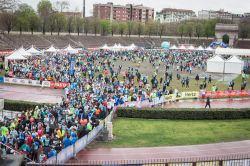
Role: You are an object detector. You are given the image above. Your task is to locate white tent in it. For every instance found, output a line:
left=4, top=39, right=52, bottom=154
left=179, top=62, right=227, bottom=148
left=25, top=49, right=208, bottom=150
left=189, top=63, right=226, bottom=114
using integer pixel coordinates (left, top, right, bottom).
left=205, top=47, right=214, bottom=52
left=187, top=45, right=195, bottom=50
left=170, top=45, right=178, bottom=50
left=5, top=48, right=28, bottom=68
left=110, top=43, right=121, bottom=51
left=26, top=45, right=40, bottom=55
left=196, top=46, right=204, bottom=51
left=45, top=45, right=58, bottom=53
left=207, top=55, right=225, bottom=73
left=215, top=48, right=250, bottom=56
left=63, top=44, right=78, bottom=54
left=100, top=44, right=110, bottom=50
left=178, top=45, right=186, bottom=50
left=126, top=43, right=137, bottom=50
left=225, top=56, right=244, bottom=74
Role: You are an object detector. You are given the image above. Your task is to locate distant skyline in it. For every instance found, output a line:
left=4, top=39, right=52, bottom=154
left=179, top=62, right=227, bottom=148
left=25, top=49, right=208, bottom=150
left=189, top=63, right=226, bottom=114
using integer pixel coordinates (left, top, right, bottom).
left=21, top=0, right=250, bottom=16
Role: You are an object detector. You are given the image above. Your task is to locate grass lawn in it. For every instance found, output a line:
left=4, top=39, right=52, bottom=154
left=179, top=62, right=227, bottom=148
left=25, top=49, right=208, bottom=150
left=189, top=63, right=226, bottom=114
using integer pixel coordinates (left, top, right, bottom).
left=89, top=118, right=250, bottom=148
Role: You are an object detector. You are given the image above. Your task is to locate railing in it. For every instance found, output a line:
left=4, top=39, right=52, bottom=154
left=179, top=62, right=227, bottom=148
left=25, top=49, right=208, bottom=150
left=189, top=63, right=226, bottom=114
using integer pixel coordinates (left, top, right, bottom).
left=0, top=141, right=33, bottom=162
left=41, top=122, right=104, bottom=164
left=0, top=110, right=21, bottom=120
left=26, top=153, right=250, bottom=165
left=27, top=109, right=116, bottom=165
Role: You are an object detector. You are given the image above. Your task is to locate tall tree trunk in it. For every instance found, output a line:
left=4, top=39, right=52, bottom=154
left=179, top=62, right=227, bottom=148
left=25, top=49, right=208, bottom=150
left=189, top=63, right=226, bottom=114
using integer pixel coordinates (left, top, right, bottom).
left=19, top=26, right=22, bottom=35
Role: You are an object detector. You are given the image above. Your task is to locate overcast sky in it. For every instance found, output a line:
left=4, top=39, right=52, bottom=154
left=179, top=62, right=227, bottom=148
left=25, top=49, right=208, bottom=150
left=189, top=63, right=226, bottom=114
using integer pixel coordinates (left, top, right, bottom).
left=21, top=0, right=250, bottom=15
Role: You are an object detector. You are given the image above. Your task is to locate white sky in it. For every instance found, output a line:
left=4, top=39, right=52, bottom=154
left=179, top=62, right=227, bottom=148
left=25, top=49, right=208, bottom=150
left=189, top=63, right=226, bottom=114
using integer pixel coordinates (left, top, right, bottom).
left=21, top=0, right=250, bottom=16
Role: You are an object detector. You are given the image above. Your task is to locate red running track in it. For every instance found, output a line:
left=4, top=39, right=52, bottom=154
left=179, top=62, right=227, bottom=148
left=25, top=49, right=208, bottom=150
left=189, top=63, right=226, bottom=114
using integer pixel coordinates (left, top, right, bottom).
left=0, top=84, right=63, bottom=104
left=163, top=98, right=250, bottom=108
left=68, top=141, right=250, bottom=165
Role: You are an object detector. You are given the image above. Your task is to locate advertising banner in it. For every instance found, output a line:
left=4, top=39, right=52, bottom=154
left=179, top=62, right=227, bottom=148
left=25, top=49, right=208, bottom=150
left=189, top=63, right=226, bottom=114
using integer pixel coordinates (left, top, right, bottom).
left=69, top=57, right=76, bottom=75
left=3, top=77, right=41, bottom=87
left=203, top=90, right=250, bottom=98
left=181, top=91, right=199, bottom=99
left=0, top=77, right=4, bottom=83
left=42, top=81, right=51, bottom=88
left=50, top=81, right=70, bottom=89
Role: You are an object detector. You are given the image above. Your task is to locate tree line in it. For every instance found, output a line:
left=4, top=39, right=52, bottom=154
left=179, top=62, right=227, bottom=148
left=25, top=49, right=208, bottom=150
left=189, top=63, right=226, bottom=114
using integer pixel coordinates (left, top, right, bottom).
left=0, top=0, right=250, bottom=39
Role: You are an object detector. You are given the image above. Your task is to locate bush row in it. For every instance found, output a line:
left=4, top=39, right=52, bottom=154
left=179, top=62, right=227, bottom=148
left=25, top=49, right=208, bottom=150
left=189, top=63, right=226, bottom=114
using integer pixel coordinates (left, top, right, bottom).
left=116, top=107, right=250, bottom=120
left=4, top=100, right=48, bottom=112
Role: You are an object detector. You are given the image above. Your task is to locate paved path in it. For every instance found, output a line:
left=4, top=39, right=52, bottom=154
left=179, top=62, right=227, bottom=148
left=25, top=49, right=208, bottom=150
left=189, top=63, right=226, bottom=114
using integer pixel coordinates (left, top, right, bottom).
left=68, top=141, right=250, bottom=165
left=163, top=98, right=250, bottom=108
left=0, top=84, right=63, bottom=104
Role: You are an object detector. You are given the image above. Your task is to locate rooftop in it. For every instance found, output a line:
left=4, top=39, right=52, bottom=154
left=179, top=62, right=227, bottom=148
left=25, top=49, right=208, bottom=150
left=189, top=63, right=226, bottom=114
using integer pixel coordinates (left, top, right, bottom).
left=160, top=8, right=195, bottom=13
left=215, top=23, right=239, bottom=31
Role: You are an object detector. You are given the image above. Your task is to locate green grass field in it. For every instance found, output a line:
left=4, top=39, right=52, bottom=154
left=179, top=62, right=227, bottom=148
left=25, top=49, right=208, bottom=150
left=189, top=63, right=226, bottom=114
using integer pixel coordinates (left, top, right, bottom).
left=89, top=118, right=250, bottom=148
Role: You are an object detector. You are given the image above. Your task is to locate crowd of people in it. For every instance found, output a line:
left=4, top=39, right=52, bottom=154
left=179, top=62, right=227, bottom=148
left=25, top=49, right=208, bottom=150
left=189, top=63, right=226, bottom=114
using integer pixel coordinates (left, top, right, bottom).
left=0, top=48, right=247, bottom=163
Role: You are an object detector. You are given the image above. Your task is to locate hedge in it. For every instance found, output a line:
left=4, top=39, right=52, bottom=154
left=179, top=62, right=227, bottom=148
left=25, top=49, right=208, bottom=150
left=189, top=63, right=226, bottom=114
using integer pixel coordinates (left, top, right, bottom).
left=116, top=107, right=250, bottom=120
left=4, top=100, right=49, bottom=112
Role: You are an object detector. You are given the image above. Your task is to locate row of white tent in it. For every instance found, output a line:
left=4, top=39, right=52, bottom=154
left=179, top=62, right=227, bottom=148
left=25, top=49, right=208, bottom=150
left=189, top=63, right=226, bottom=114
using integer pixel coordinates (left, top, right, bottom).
left=4, top=45, right=79, bottom=68
left=169, top=45, right=214, bottom=51
left=99, top=43, right=138, bottom=51
left=207, top=55, right=244, bottom=74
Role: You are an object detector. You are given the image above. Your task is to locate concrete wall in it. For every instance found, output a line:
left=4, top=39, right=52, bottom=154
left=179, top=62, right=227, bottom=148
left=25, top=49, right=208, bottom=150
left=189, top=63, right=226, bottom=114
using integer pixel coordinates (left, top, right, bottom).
left=215, top=31, right=238, bottom=46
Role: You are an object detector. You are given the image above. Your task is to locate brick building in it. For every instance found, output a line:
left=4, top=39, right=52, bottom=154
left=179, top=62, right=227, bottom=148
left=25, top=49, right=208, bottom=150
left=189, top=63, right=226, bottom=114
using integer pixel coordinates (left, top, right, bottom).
left=93, top=2, right=154, bottom=22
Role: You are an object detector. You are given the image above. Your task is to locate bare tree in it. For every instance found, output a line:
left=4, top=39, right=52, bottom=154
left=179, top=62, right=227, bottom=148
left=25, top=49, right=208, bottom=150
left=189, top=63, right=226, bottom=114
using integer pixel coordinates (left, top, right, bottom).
left=55, top=0, right=69, bottom=12
left=0, top=11, right=15, bottom=34
left=0, top=0, right=19, bottom=11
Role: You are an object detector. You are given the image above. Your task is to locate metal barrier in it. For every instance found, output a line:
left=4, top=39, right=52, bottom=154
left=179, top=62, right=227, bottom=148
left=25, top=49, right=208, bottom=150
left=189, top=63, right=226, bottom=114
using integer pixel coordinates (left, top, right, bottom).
left=43, top=122, right=104, bottom=164
left=26, top=153, right=250, bottom=165
left=31, top=110, right=116, bottom=165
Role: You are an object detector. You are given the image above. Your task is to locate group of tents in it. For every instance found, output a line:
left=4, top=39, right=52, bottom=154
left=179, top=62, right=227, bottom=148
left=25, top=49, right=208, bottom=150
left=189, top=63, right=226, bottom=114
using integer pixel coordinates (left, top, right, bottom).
left=207, top=47, right=250, bottom=74
left=4, top=44, right=79, bottom=68
left=99, top=43, right=138, bottom=51
left=168, top=45, right=214, bottom=51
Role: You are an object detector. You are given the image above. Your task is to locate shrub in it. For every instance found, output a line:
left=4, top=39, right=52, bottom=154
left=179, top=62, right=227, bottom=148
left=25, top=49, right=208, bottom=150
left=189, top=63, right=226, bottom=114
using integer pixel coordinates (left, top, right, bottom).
left=4, top=100, right=49, bottom=112
left=116, top=107, right=250, bottom=120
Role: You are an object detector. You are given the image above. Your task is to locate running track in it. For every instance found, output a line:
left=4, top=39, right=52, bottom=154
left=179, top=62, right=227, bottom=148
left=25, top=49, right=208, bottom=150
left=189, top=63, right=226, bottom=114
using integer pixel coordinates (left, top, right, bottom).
left=68, top=141, right=250, bottom=165
left=164, top=98, right=250, bottom=108
left=0, top=84, right=63, bottom=104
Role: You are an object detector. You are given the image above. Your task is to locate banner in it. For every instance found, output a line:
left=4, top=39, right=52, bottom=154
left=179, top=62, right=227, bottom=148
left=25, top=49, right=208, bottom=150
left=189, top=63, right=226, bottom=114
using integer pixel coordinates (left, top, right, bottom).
left=203, top=90, right=250, bottom=98
left=0, top=50, right=13, bottom=56
left=69, top=57, right=76, bottom=75
left=0, top=77, right=3, bottom=83
left=42, top=81, right=51, bottom=88
left=50, top=81, right=70, bottom=89
left=181, top=91, right=199, bottom=99
left=4, top=77, right=41, bottom=87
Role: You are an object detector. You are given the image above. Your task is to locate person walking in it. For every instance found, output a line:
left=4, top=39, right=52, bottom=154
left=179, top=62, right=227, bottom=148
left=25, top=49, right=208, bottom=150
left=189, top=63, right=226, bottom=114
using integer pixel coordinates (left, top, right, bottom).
left=205, top=97, right=211, bottom=108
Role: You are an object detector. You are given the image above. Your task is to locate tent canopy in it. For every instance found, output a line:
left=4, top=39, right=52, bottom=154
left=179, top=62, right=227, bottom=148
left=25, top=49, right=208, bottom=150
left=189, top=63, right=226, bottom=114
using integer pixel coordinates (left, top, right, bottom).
left=215, top=48, right=250, bottom=56
left=100, top=44, right=109, bottom=50
left=206, top=55, right=225, bottom=73
left=178, top=45, right=186, bottom=50
left=205, top=47, right=214, bottom=52
left=126, top=43, right=137, bottom=50
left=225, top=56, right=244, bottom=74
left=187, top=45, right=195, bottom=50
left=63, top=44, right=78, bottom=54
left=196, top=46, right=204, bottom=51
left=226, top=56, right=244, bottom=63
left=45, top=45, right=58, bottom=53
left=5, top=47, right=28, bottom=68
left=170, top=45, right=177, bottom=50
left=207, top=55, right=225, bottom=62
left=26, top=45, right=40, bottom=55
